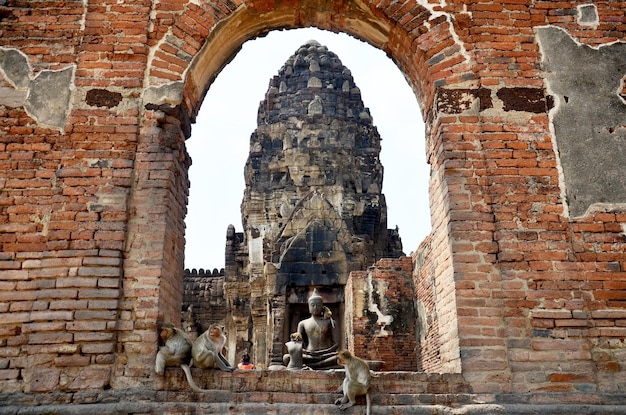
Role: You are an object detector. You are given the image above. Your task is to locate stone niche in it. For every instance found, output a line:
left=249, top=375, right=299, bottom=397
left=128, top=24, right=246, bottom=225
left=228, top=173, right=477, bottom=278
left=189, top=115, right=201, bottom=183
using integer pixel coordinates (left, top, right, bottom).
left=283, top=285, right=345, bottom=352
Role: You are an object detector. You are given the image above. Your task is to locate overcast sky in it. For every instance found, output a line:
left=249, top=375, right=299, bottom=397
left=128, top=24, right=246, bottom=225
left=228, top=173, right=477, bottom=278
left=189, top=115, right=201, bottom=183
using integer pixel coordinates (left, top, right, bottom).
left=184, top=28, right=431, bottom=271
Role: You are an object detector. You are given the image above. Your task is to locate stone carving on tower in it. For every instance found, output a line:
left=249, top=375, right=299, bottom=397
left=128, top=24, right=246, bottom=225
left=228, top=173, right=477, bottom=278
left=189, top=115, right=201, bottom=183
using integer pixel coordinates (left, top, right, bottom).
left=220, top=40, right=403, bottom=368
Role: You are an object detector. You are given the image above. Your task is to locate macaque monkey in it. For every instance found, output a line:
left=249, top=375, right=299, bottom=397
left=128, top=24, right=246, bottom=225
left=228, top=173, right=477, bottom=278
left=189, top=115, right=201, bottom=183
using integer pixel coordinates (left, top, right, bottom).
left=322, top=306, right=336, bottom=328
left=155, top=323, right=192, bottom=375
left=154, top=323, right=208, bottom=392
left=192, top=324, right=233, bottom=372
left=155, top=323, right=231, bottom=393
left=335, top=350, right=372, bottom=415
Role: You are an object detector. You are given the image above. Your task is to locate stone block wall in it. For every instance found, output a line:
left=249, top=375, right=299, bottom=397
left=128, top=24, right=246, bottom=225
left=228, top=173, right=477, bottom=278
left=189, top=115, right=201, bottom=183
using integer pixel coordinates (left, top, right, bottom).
left=345, top=257, right=418, bottom=371
left=182, top=268, right=227, bottom=335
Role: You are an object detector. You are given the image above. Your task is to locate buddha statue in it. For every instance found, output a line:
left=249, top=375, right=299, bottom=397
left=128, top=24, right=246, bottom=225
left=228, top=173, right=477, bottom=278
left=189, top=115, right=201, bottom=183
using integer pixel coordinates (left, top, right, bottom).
left=284, top=288, right=339, bottom=369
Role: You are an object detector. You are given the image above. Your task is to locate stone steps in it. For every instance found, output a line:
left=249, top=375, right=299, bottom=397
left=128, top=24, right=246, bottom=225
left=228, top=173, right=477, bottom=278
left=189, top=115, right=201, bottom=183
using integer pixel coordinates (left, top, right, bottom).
left=3, top=394, right=626, bottom=415
left=161, top=368, right=471, bottom=395
left=2, top=370, right=626, bottom=414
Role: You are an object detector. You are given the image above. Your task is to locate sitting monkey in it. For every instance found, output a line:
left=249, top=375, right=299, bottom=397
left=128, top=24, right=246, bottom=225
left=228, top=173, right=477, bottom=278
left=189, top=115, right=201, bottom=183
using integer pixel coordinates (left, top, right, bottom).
left=155, top=323, right=232, bottom=393
left=155, top=323, right=192, bottom=375
left=283, top=332, right=304, bottom=370
left=335, top=350, right=372, bottom=415
left=322, top=306, right=336, bottom=328
left=192, top=323, right=233, bottom=372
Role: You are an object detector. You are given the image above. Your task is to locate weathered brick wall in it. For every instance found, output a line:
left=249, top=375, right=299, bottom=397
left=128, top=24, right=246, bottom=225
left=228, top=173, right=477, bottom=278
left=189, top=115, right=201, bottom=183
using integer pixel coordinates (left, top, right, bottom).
left=412, top=234, right=443, bottom=372
left=346, top=257, right=418, bottom=371
left=0, top=0, right=624, bottom=402
left=182, top=268, right=227, bottom=334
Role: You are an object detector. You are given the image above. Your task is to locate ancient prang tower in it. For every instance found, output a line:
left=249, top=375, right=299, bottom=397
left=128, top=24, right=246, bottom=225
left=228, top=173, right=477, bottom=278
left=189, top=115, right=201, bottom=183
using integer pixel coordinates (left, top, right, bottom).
left=214, top=40, right=404, bottom=367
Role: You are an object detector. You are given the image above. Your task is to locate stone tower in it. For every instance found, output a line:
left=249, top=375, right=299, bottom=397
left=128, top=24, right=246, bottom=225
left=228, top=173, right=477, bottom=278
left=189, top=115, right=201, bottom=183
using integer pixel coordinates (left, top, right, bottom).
left=224, top=40, right=403, bottom=368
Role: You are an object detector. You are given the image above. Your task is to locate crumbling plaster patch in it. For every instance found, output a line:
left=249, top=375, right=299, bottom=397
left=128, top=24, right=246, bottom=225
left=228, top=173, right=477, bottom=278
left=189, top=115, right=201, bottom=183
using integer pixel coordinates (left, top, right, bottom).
left=0, top=86, right=26, bottom=107
left=537, top=26, right=626, bottom=218
left=577, top=4, right=598, bottom=28
left=0, top=47, right=75, bottom=131
left=0, top=48, right=30, bottom=89
left=79, top=0, right=88, bottom=31
left=366, top=271, right=393, bottom=337
left=143, top=81, right=184, bottom=107
left=24, top=67, right=75, bottom=130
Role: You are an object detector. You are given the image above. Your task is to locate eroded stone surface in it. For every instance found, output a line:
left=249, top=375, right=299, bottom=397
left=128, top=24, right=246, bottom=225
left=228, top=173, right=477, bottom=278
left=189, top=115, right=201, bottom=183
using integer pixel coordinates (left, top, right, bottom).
left=24, top=66, right=74, bottom=130
left=86, top=88, right=122, bottom=108
left=537, top=26, right=626, bottom=217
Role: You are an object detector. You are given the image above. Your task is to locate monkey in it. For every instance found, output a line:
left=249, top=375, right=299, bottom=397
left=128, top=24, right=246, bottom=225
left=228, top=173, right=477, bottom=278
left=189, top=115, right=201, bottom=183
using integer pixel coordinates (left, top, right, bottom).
left=154, top=323, right=209, bottom=392
left=283, top=332, right=304, bottom=370
left=192, top=323, right=233, bottom=372
left=155, top=323, right=192, bottom=375
left=290, top=332, right=303, bottom=342
left=334, top=350, right=372, bottom=415
left=323, top=306, right=336, bottom=328
left=155, top=323, right=230, bottom=393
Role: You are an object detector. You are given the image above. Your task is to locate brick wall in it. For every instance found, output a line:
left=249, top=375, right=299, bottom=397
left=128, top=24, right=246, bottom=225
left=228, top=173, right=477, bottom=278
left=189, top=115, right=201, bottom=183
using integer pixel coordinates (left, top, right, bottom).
left=182, top=268, right=227, bottom=335
left=0, top=0, right=624, bottom=399
left=346, top=257, right=418, bottom=371
left=412, top=234, right=443, bottom=372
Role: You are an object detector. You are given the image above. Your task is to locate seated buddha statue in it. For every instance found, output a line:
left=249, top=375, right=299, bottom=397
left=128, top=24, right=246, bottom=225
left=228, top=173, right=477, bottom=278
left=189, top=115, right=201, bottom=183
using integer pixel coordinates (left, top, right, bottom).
left=284, top=288, right=339, bottom=369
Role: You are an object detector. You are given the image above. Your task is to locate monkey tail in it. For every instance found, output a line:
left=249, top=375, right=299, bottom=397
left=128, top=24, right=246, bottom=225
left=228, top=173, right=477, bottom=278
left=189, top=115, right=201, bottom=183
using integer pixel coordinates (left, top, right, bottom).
left=181, top=364, right=210, bottom=393
left=365, top=392, right=371, bottom=415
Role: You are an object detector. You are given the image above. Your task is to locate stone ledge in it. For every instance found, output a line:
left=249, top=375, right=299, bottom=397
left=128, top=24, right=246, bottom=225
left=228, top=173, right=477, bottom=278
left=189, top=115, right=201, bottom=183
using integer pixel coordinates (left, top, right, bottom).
left=161, top=368, right=470, bottom=394
left=1, top=372, right=625, bottom=414
left=2, top=401, right=626, bottom=415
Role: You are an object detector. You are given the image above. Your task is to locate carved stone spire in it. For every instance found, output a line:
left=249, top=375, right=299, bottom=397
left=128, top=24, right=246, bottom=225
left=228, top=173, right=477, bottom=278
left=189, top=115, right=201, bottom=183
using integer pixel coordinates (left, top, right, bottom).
left=242, top=39, right=402, bottom=275
left=228, top=40, right=403, bottom=367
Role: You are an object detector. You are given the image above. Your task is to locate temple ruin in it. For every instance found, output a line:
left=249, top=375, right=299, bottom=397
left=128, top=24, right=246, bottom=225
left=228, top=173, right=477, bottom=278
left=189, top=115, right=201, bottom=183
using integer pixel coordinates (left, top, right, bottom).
left=1, top=0, right=626, bottom=413
left=182, top=40, right=409, bottom=370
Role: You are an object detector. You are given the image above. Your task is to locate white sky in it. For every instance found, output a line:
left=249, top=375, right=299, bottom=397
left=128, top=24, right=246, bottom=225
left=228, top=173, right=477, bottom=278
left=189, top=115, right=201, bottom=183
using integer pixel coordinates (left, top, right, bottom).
left=184, top=28, right=431, bottom=271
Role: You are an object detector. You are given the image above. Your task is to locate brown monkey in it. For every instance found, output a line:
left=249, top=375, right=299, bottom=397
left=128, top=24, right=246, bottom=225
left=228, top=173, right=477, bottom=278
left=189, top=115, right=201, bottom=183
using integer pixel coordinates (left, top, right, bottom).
left=335, top=350, right=372, bottom=415
left=192, top=324, right=233, bottom=372
left=154, top=323, right=213, bottom=393
left=155, top=323, right=192, bottom=375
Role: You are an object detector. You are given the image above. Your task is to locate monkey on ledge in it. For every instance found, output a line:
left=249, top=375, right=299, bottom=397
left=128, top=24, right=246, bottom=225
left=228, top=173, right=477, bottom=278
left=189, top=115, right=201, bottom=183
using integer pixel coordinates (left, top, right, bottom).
left=155, top=323, right=233, bottom=392
left=335, top=350, right=372, bottom=415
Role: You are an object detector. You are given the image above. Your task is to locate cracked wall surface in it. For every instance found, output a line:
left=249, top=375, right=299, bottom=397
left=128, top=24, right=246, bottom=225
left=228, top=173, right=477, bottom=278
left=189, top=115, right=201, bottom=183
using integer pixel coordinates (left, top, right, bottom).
left=0, top=47, right=74, bottom=131
left=537, top=26, right=626, bottom=217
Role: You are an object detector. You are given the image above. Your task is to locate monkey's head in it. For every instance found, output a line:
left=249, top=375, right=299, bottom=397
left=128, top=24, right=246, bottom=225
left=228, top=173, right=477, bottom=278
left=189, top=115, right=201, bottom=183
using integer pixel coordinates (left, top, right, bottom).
left=209, top=324, right=225, bottom=338
left=322, top=306, right=333, bottom=319
left=160, top=323, right=175, bottom=341
left=336, top=350, right=352, bottom=366
left=290, top=332, right=303, bottom=342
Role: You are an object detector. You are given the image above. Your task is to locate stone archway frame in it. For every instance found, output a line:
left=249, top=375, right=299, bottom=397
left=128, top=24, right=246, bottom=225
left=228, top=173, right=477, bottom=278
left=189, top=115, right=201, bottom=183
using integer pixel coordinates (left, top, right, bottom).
left=144, top=0, right=474, bottom=123
left=132, top=0, right=476, bottom=382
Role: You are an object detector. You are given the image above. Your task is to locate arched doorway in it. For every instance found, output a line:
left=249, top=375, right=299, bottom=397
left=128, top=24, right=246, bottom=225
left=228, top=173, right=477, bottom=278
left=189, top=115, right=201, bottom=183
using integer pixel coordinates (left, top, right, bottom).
left=121, top=0, right=471, bottom=385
